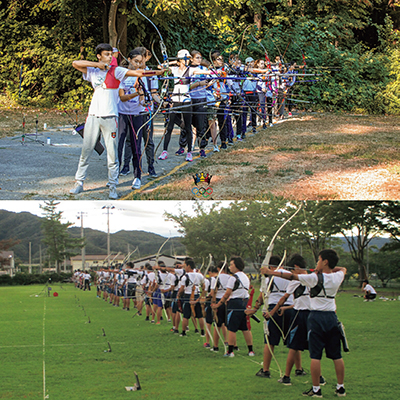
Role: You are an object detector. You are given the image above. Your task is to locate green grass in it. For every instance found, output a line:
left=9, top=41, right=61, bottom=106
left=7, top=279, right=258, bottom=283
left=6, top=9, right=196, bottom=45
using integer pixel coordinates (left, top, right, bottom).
left=1, top=285, right=399, bottom=399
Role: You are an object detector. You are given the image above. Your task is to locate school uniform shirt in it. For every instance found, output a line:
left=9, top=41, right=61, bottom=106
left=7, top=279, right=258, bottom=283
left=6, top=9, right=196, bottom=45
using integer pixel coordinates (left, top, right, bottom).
left=286, top=280, right=310, bottom=310
left=127, top=270, right=137, bottom=284
left=171, top=268, right=185, bottom=292
left=298, top=271, right=345, bottom=312
left=226, top=271, right=250, bottom=300
left=84, top=66, right=129, bottom=117
left=263, top=270, right=294, bottom=306
left=118, top=77, right=143, bottom=115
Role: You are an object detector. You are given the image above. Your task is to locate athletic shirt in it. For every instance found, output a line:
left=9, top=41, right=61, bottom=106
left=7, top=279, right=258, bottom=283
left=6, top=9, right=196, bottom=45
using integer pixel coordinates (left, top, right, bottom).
left=212, top=273, right=230, bottom=299
left=298, top=270, right=345, bottom=312
left=226, top=271, right=250, bottom=300
left=118, top=76, right=142, bottom=115
left=263, top=269, right=294, bottom=306
left=180, top=271, right=204, bottom=295
left=84, top=66, right=128, bottom=117
left=127, top=269, right=137, bottom=284
left=189, top=65, right=208, bottom=99
left=286, top=280, right=310, bottom=310
left=172, top=268, right=185, bottom=292
left=170, top=66, right=191, bottom=103
left=364, top=284, right=376, bottom=294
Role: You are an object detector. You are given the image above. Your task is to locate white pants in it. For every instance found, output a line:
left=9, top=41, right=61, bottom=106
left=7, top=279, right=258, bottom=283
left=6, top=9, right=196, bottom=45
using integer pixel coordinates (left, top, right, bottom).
left=74, top=116, right=119, bottom=185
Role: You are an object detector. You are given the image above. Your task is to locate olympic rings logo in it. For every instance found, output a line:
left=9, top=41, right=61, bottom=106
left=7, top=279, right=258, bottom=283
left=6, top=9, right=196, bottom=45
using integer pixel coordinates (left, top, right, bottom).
left=191, top=186, right=213, bottom=198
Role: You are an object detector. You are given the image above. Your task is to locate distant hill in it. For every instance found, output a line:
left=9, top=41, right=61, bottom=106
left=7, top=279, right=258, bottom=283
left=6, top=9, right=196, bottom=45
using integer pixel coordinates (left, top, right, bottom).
left=0, top=209, right=185, bottom=263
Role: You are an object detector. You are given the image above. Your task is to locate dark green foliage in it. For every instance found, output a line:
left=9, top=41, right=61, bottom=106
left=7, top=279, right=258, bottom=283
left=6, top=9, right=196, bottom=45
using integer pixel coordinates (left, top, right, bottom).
left=1, top=271, right=72, bottom=285
left=0, top=0, right=399, bottom=112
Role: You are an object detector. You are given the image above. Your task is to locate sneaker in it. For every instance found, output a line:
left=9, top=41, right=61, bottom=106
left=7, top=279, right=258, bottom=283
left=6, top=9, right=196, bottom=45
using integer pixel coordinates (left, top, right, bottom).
left=131, top=178, right=141, bottom=190
left=288, top=112, right=292, bottom=117
left=175, top=147, right=185, bottom=156
left=278, top=375, right=292, bottom=385
left=320, top=376, right=326, bottom=386
left=270, top=123, right=274, bottom=127
left=210, top=347, right=219, bottom=352
left=148, top=166, right=158, bottom=178
left=223, top=352, right=234, bottom=357
left=242, top=134, right=246, bottom=140
left=156, top=321, right=160, bottom=325
left=109, top=185, right=118, bottom=199
left=194, top=329, right=199, bottom=334
left=203, top=343, right=210, bottom=348
left=236, top=135, right=242, bottom=141
left=295, top=369, right=307, bottom=376
left=255, top=368, right=270, bottom=378
left=213, top=145, right=220, bottom=152
left=248, top=351, right=255, bottom=357
left=228, top=140, right=234, bottom=146
left=302, top=388, right=322, bottom=397
left=119, top=165, right=130, bottom=176
left=180, top=332, right=187, bottom=337
left=145, top=316, right=149, bottom=321
left=70, top=182, right=83, bottom=194
left=150, top=320, right=155, bottom=324
left=233, top=346, right=239, bottom=351
left=221, top=142, right=227, bottom=149
left=173, top=329, right=179, bottom=334
left=185, top=152, right=193, bottom=162
left=262, top=124, right=267, bottom=129
left=335, top=387, right=346, bottom=397
left=158, top=150, right=168, bottom=160
left=252, top=127, right=256, bottom=133
left=200, top=149, right=206, bottom=158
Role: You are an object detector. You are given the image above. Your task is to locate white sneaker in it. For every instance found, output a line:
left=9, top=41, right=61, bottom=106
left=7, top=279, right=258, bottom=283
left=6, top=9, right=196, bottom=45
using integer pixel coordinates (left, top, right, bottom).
left=213, top=145, right=220, bottom=152
left=70, top=182, right=83, bottom=194
left=185, top=152, right=193, bottom=162
left=158, top=150, right=168, bottom=160
left=109, top=185, right=118, bottom=199
left=131, top=178, right=141, bottom=190
left=269, top=123, right=274, bottom=127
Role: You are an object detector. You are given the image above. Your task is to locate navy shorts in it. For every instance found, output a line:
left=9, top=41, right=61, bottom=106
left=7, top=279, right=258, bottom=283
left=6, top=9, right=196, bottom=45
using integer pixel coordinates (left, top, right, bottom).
left=153, top=289, right=163, bottom=307
left=265, top=304, right=295, bottom=346
left=286, top=309, right=310, bottom=351
left=214, top=298, right=226, bottom=327
left=205, top=304, right=213, bottom=325
left=226, top=298, right=248, bottom=333
left=182, top=294, right=203, bottom=319
left=307, top=311, right=342, bottom=360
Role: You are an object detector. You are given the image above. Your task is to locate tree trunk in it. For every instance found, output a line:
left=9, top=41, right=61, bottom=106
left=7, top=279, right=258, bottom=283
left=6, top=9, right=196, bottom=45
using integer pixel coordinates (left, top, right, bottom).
left=116, top=1, right=127, bottom=58
left=108, top=0, right=118, bottom=47
left=254, top=13, right=262, bottom=30
left=103, top=0, right=110, bottom=44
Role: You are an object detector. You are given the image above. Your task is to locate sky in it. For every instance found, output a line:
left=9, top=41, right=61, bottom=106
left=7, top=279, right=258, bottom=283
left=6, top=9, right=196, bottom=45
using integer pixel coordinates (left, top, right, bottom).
left=0, top=200, right=232, bottom=237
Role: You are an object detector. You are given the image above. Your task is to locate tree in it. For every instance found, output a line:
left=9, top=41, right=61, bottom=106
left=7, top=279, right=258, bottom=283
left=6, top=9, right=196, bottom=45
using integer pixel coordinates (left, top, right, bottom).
left=325, top=201, right=386, bottom=283
left=165, top=199, right=302, bottom=269
left=40, top=200, right=84, bottom=273
left=369, top=249, right=400, bottom=287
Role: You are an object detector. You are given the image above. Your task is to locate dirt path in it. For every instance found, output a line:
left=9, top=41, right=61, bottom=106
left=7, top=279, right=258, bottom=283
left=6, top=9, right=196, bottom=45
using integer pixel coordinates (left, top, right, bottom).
left=1, top=110, right=399, bottom=200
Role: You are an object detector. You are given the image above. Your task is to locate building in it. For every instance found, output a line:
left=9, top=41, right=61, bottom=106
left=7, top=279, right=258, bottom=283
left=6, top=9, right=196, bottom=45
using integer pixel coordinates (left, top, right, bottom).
left=0, top=251, right=15, bottom=276
left=69, top=253, right=126, bottom=271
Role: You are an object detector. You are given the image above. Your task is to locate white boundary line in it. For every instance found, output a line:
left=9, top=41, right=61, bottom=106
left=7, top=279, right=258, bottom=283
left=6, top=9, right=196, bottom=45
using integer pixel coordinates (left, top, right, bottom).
left=0, top=342, right=126, bottom=349
left=43, top=295, right=47, bottom=400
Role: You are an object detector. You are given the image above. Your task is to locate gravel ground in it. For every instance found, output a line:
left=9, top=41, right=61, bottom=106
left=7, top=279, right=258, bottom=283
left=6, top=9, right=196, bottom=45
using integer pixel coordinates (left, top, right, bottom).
left=0, top=117, right=202, bottom=200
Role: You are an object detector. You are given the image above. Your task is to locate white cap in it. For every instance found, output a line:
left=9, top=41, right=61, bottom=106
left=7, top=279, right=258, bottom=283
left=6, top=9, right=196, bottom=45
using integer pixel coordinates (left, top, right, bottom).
left=112, top=47, right=118, bottom=53
left=177, top=49, right=190, bottom=59
left=245, top=57, right=254, bottom=64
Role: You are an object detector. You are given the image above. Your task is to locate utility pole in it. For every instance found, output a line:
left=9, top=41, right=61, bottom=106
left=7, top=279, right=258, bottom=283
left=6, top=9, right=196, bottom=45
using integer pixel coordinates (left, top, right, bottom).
left=29, top=242, right=32, bottom=274
left=102, top=205, right=115, bottom=258
left=77, top=212, right=87, bottom=271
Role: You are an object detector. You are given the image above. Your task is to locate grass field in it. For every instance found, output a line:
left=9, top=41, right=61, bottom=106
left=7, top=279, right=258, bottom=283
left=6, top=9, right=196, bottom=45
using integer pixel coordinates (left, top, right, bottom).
left=1, top=284, right=399, bottom=400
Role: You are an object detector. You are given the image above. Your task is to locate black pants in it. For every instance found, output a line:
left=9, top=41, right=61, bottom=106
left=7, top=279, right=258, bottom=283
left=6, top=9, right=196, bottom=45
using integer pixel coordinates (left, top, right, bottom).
left=216, top=100, right=228, bottom=144
left=164, top=101, right=193, bottom=152
left=118, top=114, right=143, bottom=179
